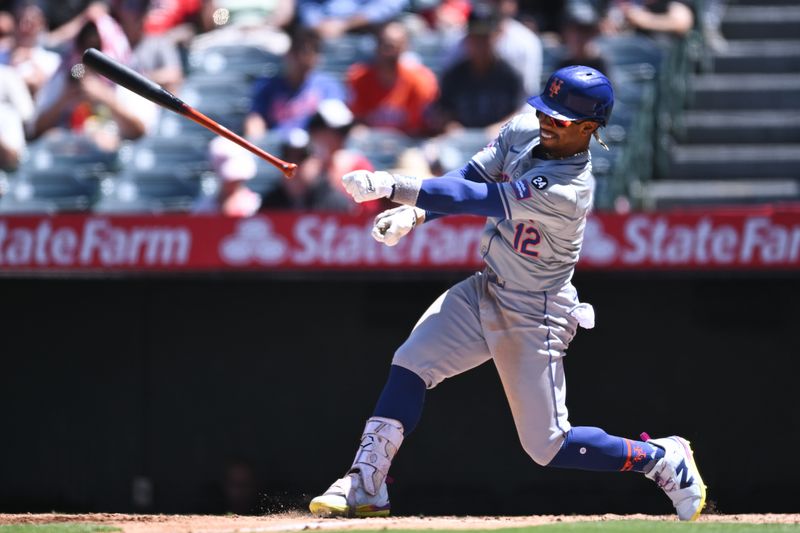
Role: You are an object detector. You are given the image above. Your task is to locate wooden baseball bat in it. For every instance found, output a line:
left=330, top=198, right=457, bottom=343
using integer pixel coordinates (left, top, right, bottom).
left=81, top=47, right=297, bottom=179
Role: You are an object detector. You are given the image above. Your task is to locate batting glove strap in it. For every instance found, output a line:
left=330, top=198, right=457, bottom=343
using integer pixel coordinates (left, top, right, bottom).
left=390, top=174, right=422, bottom=206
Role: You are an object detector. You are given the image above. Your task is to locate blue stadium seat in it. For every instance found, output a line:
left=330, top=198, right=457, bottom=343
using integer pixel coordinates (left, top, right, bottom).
left=408, top=31, right=459, bottom=76
left=346, top=128, right=414, bottom=169
left=188, top=44, right=282, bottom=80
left=247, top=133, right=284, bottom=195
left=95, top=166, right=208, bottom=213
left=319, top=35, right=375, bottom=80
left=0, top=166, right=104, bottom=212
left=156, top=101, right=249, bottom=139
left=119, top=136, right=211, bottom=171
left=0, top=134, right=118, bottom=212
left=178, top=75, right=254, bottom=110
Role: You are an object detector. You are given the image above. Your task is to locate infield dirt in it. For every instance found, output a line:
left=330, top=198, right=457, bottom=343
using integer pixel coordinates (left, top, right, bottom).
left=1, top=513, right=799, bottom=533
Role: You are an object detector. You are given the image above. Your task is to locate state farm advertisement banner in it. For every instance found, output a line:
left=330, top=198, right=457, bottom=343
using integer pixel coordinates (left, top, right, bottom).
left=0, top=207, right=799, bottom=272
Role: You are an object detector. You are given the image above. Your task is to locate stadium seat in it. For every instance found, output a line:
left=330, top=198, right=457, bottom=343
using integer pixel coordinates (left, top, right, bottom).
left=187, top=44, right=282, bottom=80
left=596, top=35, right=664, bottom=81
left=23, top=133, right=118, bottom=174
left=156, top=101, right=249, bottom=139
left=319, top=35, right=376, bottom=80
left=246, top=133, right=284, bottom=195
left=0, top=166, right=104, bottom=212
left=0, top=133, right=122, bottom=212
left=436, top=128, right=492, bottom=171
left=407, top=31, right=459, bottom=76
left=346, top=128, right=413, bottom=169
left=119, top=136, right=211, bottom=171
left=95, top=166, right=209, bottom=213
left=178, top=75, right=254, bottom=111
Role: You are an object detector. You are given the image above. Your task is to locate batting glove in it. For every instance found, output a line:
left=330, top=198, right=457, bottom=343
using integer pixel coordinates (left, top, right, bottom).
left=372, top=206, right=425, bottom=246
left=342, top=170, right=395, bottom=203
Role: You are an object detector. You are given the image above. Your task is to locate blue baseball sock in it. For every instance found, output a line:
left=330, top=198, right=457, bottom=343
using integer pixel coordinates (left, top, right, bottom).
left=547, top=426, right=664, bottom=473
left=372, top=365, right=426, bottom=435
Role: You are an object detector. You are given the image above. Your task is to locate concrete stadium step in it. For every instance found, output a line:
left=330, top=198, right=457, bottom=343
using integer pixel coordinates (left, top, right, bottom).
left=711, top=40, right=800, bottom=74
left=722, top=5, right=800, bottom=40
left=668, top=144, right=800, bottom=179
left=642, top=179, right=800, bottom=209
left=689, top=74, right=800, bottom=110
left=676, top=111, right=800, bottom=144
left=728, top=0, right=800, bottom=5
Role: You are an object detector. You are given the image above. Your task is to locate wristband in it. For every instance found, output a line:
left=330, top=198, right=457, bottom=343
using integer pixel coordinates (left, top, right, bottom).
left=389, top=174, right=422, bottom=206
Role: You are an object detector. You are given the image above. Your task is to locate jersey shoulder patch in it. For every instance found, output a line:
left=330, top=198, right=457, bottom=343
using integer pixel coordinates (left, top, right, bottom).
left=530, top=175, right=549, bottom=190
left=512, top=179, right=532, bottom=199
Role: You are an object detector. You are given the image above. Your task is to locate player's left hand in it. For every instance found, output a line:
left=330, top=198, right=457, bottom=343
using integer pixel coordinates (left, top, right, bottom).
left=342, top=170, right=395, bottom=203
left=372, top=206, right=424, bottom=246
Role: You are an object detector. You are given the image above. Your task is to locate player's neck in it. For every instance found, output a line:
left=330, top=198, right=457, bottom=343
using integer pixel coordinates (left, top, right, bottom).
left=533, top=144, right=588, bottom=160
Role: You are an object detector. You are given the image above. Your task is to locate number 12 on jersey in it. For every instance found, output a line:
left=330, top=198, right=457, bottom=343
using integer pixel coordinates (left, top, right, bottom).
left=512, top=222, right=541, bottom=257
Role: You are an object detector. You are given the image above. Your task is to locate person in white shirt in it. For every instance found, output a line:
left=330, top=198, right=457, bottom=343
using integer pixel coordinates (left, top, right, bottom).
left=193, top=136, right=262, bottom=217
left=0, top=64, right=34, bottom=170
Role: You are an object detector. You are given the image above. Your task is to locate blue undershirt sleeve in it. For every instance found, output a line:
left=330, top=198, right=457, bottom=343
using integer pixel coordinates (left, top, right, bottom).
left=416, top=178, right=505, bottom=218
left=417, top=163, right=505, bottom=222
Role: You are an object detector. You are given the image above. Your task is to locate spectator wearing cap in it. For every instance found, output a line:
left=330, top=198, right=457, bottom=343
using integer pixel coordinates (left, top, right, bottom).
left=296, top=0, right=409, bottom=40
left=261, top=99, right=380, bottom=214
left=194, top=136, right=261, bottom=217
left=558, top=0, right=610, bottom=76
left=244, top=28, right=346, bottom=140
left=346, top=21, right=438, bottom=137
left=430, top=3, right=525, bottom=135
left=444, top=0, right=543, bottom=96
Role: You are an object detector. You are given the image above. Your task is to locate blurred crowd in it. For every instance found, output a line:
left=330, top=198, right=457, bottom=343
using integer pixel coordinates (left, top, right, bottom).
left=0, top=0, right=717, bottom=217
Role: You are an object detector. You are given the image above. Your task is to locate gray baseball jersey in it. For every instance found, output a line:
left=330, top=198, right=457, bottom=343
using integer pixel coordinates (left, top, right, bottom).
left=471, top=112, right=595, bottom=291
left=392, top=111, right=596, bottom=465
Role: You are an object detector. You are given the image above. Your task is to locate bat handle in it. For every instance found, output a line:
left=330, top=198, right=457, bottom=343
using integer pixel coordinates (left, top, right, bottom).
left=281, top=162, right=298, bottom=179
left=183, top=107, right=297, bottom=179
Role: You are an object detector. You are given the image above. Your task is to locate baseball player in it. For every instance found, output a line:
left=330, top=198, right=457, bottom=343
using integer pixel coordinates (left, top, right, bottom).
left=309, top=65, right=706, bottom=521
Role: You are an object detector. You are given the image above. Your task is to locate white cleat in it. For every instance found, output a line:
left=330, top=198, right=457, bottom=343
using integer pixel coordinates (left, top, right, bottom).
left=309, top=471, right=390, bottom=517
left=643, top=434, right=707, bottom=521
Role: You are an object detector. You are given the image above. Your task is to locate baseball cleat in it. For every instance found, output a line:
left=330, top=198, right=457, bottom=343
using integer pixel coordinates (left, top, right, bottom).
left=309, top=471, right=390, bottom=517
left=642, top=434, right=707, bottom=521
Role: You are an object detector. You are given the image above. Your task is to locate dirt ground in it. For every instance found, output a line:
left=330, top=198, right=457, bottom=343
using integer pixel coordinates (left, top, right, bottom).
left=1, top=513, right=799, bottom=533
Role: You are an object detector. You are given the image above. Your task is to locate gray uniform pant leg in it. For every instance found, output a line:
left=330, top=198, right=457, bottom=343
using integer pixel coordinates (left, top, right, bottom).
left=393, top=272, right=492, bottom=388
left=483, top=280, right=580, bottom=466
left=394, top=271, right=581, bottom=467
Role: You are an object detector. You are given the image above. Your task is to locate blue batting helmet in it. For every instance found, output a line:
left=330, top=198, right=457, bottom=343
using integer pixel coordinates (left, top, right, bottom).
left=528, top=65, right=614, bottom=126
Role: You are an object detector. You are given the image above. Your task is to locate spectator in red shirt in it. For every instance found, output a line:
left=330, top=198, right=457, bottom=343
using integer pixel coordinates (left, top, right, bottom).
left=143, top=0, right=203, bottom=36
left=346, top=21, right=438, bottom=137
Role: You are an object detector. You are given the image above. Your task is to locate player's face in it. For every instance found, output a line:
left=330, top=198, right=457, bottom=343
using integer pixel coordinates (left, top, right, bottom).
left=536, top=110, right=598, bottom=158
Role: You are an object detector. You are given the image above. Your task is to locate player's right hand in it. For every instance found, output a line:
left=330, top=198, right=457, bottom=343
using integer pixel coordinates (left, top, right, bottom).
left=372, top=206, right=424, bottom=246
left=342, top=170, right=395, bottom=203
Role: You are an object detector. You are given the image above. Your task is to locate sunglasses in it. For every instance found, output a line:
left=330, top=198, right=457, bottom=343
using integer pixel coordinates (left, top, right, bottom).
left=535, top=110, right=580, bottom=128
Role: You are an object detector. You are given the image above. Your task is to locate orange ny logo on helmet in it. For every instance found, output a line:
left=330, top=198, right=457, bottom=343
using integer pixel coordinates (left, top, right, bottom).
left=549, top=78, right=564, bottom=98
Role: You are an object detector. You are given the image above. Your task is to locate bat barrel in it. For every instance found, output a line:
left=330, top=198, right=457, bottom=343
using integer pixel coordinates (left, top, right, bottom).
left=82, top=47, right=297, bottom=179
left=82, top=48, right=187, bottom=113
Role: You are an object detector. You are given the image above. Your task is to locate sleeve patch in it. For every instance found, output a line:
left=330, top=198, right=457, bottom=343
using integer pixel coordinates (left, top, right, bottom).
left=531, top=175, right=549, bottom=190
left=512, top=180, right=532, bottom=199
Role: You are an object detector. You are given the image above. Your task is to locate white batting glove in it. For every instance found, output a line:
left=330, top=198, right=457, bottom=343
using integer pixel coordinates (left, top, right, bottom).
left=342, top=170, right=395, bottom=203
left=372, top=206, right=424, bottom=246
